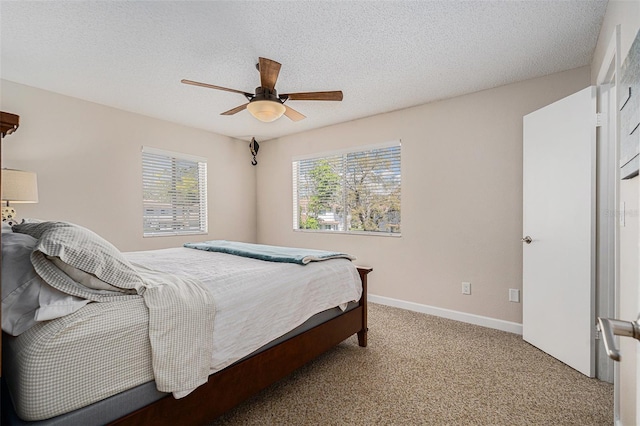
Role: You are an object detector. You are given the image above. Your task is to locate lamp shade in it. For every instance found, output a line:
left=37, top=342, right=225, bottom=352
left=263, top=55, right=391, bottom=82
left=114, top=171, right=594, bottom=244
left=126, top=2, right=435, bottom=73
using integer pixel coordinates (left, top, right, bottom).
left=247, top=100, right=286, bottom=122
left=1, top=169, right=38, bottom=203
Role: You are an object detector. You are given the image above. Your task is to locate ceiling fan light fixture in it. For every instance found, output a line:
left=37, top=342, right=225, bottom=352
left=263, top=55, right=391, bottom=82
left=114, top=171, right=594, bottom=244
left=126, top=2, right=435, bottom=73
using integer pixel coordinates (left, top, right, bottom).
left=247, top=100, right=286, bottom=122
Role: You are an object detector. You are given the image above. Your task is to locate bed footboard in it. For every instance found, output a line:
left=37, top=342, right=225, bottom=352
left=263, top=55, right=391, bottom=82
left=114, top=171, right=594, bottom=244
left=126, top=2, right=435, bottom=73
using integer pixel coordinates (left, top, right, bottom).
left=356, top=266, right=372, bottom=347
left=111, top=266, right=372, bottom=426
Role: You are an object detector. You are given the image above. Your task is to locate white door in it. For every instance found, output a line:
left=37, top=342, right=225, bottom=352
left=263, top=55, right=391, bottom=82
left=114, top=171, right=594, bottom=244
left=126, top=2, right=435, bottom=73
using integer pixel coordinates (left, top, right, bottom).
left=637, top=277, right=640, bottom=426
left=522, top=86, right=597, bottom=377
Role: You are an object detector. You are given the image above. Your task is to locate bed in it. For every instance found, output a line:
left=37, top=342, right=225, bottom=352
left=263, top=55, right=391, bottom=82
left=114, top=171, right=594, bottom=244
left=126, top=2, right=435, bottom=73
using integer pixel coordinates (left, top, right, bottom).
left=1, top=221, right=371, bottom=425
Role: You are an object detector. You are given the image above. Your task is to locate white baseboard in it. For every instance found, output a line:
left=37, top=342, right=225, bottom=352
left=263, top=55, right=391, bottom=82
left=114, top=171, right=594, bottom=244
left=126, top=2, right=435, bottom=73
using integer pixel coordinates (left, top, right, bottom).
left=368, top=294, right=523, bottom=335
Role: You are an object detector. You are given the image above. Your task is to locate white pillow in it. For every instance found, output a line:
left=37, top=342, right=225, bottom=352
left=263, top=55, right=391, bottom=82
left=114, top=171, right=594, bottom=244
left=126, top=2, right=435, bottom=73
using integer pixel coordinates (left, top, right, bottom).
left=49, top=256, right=125, bottom=292
left=35, top=284, right=90, bottom=321
left=1, top=233, right=89, bottom=336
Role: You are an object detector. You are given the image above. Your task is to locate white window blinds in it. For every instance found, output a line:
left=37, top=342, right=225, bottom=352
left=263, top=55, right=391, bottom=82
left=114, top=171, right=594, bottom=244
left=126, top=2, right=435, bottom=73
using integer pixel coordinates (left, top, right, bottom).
left=293, top=141, right=401, bottom=235
left=142, top=147, right=208, bottom=237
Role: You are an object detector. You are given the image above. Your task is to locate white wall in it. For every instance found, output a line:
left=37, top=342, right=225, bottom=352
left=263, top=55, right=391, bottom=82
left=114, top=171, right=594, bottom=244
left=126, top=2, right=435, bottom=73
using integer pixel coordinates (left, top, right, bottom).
left=592, top=2, right=640, bottom=424
left=256, top=66, right=590, bottom=325
left=0, top=80, right=257, bottom=251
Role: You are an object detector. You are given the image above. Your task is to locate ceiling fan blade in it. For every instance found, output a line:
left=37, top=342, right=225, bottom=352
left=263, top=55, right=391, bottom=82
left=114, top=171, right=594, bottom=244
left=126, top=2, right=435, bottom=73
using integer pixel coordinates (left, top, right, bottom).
left=259, top=57, right=281, bottom=91
left=283, top=105, right=306, bottom=122
left=221, top=103, right=248, bottom=116
left=181, top=79, right=251, bottom=96
left=280, top=91, right=343, bottom=101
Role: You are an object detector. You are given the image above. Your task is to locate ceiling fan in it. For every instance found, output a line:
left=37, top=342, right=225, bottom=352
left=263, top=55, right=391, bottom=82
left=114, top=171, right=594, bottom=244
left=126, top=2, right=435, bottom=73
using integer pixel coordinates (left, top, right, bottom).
left=181, top=57, right=343, bottom=123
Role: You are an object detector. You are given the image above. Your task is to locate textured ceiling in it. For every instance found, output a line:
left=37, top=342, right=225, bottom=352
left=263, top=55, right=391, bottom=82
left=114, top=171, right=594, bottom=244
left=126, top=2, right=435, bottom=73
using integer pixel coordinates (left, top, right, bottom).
left=0, top=1, right=608, bottom=142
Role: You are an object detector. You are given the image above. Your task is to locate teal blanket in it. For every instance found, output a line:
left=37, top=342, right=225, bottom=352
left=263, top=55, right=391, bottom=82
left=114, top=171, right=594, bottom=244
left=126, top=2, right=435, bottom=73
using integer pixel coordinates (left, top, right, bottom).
left=183, top=240, right=355, bottom=265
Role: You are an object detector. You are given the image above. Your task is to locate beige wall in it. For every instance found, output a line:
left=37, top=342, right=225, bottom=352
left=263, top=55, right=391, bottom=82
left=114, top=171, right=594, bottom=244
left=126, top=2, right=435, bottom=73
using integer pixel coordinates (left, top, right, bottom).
left=0, top=80, right=257, bottom=252
left=591, top=1, right=640, bottom=424
left=256, top=66, right=590, bottom=324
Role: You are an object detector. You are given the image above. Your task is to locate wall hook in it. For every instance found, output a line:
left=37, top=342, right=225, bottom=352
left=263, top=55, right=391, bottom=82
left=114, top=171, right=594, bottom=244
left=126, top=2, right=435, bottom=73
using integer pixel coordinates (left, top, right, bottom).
left=249, top=137, right=259, bottom=166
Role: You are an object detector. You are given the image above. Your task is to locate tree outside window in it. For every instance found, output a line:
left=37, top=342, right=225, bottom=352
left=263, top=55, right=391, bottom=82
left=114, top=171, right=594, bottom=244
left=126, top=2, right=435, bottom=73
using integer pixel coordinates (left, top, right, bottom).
left=294, top=142, right=401, bottom=235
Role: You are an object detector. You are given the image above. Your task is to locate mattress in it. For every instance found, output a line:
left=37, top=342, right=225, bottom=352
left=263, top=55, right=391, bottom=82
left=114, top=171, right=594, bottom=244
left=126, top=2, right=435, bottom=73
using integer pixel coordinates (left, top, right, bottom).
left=2, top=303, right=358, bottom=426
left=4, top=248, right=361, bottom=421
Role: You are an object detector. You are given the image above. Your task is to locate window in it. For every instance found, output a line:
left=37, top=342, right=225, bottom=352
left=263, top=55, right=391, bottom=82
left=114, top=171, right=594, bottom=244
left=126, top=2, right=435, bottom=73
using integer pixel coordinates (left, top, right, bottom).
left=293, top=141, right=401, bottom=235
left=142, top=147, right=207, bottom=237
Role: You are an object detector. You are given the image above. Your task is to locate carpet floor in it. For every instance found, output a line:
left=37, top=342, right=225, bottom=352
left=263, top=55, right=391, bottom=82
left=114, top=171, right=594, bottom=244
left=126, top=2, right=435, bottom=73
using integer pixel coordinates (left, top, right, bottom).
left=211, top=303, right=613, bottom=425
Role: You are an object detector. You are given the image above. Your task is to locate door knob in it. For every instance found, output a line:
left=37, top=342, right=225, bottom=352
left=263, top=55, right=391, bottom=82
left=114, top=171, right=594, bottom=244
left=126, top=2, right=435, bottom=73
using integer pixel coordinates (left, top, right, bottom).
left=521, top=236, right=532, bottom=244
left=597, top=316, right=640, bottom=361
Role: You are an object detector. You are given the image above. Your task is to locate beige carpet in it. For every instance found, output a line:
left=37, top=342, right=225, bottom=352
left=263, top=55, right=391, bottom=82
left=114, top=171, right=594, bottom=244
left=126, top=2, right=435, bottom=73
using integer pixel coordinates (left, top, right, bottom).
left=211, top=303, right=613, bottom=425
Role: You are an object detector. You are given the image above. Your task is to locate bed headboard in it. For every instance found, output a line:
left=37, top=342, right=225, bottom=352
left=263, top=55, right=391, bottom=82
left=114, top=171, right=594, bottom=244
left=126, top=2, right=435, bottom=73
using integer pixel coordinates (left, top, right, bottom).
left=1, top=111, right=20, bottom=138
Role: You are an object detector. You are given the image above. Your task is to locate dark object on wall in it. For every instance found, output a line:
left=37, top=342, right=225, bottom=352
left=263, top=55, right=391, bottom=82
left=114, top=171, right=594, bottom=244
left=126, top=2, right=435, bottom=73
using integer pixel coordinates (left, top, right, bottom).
left=619, top=30, right=640, bottom=180
left=1, top=112, right=19, bottom=138
left=250, top=137, right=260, bottom=166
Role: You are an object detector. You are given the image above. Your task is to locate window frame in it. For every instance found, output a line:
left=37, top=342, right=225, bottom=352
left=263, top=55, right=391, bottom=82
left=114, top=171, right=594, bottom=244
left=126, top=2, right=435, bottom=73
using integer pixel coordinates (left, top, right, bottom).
left=292, top=140, right=402, bottom=237
left=141, top=146, right=208, bottom=237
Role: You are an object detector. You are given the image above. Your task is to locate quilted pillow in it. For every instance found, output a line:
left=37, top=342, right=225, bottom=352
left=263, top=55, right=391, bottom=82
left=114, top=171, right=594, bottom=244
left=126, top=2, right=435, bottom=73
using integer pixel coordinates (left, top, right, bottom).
left=12, top=221, right=143, bottom=301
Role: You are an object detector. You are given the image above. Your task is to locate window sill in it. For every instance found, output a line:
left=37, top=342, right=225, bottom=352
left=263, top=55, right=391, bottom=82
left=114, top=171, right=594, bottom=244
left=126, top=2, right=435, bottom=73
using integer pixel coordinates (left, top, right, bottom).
left=143, top=231, right=208, bottom=238
left=293, top=229, right=401, bottom=237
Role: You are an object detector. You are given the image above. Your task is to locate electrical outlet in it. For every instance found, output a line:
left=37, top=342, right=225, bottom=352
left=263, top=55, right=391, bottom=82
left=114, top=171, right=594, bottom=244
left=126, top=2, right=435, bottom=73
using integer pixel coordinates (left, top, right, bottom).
left=462, top=282, right=471, bottom=295
left=509, top=288, right=520, bottom=303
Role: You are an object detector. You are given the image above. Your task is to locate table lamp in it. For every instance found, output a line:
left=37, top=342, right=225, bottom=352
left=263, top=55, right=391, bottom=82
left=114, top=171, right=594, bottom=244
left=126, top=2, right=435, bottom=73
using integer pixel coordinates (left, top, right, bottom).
left=1, top=168, right=38, bottom=224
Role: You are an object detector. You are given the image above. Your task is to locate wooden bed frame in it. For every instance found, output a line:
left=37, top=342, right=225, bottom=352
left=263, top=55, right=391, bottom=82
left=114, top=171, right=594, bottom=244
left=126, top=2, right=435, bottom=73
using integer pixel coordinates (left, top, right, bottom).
left=110, top=266, right=372, bottom=425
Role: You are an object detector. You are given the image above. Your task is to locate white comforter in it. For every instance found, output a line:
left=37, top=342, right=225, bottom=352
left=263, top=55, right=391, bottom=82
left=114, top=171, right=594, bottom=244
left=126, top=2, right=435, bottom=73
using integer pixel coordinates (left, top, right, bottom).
left=125, top=247, right=362, bottom=397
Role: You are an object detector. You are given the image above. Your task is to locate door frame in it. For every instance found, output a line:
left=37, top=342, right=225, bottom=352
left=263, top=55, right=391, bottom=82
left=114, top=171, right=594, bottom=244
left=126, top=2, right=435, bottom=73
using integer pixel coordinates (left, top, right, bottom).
left=595, top=23, right=621, bottom=422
